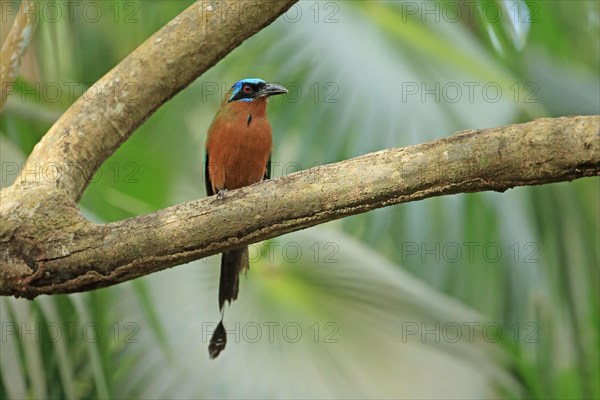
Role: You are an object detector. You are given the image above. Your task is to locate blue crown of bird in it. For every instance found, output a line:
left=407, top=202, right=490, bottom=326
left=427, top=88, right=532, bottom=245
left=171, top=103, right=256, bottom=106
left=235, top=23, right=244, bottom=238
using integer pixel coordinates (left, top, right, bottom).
left=205, top=78, right=288, bottom=359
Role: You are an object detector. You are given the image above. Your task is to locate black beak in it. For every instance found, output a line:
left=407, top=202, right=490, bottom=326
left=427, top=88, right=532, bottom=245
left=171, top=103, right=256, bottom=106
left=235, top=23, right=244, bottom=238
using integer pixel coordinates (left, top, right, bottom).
left=257, top=83, right=288, bottom=98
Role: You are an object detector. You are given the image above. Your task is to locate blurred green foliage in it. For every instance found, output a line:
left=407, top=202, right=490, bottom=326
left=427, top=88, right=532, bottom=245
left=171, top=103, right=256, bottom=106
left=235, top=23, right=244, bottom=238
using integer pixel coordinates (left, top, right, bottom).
left=1, top=0, right=598, bottom=399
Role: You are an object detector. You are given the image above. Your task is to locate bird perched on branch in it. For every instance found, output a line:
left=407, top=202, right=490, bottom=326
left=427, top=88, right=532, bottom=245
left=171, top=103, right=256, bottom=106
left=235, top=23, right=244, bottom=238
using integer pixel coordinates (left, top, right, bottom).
left=205, top=78, right=288, bottom=359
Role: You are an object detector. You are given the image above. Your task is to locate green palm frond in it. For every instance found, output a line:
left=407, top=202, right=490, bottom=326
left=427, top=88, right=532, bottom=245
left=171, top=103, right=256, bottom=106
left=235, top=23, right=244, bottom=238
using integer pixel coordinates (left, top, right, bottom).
left=0, top=1, right=597, bottom=399
left=125, top=227, right=520, bottom=398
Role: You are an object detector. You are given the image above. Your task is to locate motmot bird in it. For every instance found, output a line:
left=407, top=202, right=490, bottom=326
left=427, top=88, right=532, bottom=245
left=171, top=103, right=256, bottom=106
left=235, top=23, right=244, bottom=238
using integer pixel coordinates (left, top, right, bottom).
left=205, top=78, right=288, bottom=359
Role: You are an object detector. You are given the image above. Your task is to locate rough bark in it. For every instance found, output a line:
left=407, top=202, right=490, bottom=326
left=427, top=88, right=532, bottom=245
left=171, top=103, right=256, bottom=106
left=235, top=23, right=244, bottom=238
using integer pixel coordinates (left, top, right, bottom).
left=1, top=115, right=599, bottom=298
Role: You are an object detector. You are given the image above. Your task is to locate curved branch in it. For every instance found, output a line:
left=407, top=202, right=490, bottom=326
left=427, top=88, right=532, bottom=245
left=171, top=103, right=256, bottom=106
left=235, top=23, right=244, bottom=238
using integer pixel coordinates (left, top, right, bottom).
left=1, top=115, right=598, bottom=298
left=0, top=0, right=38, bottom=109
left=13, top=0, right=298, bottom=201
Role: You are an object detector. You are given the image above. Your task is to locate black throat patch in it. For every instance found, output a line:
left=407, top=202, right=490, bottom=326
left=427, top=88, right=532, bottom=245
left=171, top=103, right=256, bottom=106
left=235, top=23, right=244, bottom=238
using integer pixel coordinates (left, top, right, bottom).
left=247, top=113, right=252, bottom=127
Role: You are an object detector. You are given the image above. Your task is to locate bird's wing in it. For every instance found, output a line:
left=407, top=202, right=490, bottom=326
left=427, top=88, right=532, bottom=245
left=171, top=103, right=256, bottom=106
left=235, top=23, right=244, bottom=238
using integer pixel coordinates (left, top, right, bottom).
left=205, top=152, right=214, bottom=196
left=264, top=154, right=271, bottom=180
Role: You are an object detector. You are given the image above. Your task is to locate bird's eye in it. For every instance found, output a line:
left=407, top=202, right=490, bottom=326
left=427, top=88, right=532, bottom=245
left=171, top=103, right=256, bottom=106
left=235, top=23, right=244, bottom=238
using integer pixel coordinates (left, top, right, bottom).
left=242, top=85, right=252, bottom=94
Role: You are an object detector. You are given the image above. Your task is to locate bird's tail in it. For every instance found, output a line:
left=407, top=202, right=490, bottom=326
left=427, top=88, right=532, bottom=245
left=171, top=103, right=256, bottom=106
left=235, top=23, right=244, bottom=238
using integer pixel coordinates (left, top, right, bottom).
left=219, top=247, right=249, bottom=309
left=209, top=247, right=249, bottom=359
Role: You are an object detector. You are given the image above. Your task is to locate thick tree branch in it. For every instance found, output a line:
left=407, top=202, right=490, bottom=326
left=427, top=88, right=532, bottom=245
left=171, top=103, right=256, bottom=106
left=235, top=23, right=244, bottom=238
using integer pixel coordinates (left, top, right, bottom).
left=0, top=0, right=38, bottom=110
left=12, top=0, right=298, bottom=201
left=1, top=115, right=599, bottom=298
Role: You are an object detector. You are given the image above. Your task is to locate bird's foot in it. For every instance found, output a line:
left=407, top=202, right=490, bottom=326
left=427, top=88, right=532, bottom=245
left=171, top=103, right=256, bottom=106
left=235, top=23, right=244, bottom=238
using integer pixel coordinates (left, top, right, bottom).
left=217, top=189, right=228, bottom=200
